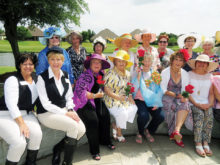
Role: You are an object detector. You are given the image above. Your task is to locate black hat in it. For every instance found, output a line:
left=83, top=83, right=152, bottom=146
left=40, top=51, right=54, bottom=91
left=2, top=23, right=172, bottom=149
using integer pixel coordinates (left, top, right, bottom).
left=46, top=46, right=63, bottom=56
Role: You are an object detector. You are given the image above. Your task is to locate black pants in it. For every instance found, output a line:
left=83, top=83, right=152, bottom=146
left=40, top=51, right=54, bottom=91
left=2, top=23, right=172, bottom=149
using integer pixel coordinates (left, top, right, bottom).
left=77, top=98, right=111, bottom=155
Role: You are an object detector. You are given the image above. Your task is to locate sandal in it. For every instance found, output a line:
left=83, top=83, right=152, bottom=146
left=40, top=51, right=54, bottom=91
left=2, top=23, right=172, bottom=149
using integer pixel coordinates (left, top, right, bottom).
left=112, top=128, right=117, bottom=140
left=117, top=136, right=126, bottom=143
left=203, top=145, right=212, bottom=156
left=92, top=154, right=101, bottom=160
left=195, top=146, right=206, bottom=157
left=175, top=139, right=184, bottom=148
left=107, top=144, right=116, bottom=150
left=135, top=134, right=143, bottom=144
left=173, top=131, right=182, bottom=141
left=145, top=129, right=154, bottom=142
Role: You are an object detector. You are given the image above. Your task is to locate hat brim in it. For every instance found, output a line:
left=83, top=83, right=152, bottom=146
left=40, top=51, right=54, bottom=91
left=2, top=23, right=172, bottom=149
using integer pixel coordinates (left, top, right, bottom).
left=177, top=33, right=201, bottom=49
left=187, top=59, right=219, bottom=72
left=108, top=56, right=133, bottom=68
left=114, top=37, right=138, bottom=48
left=134, top=33, right=156, bottom=43
left=84, top=57, right=110, bottom=70
left=66, top=31, right=83, bottom=44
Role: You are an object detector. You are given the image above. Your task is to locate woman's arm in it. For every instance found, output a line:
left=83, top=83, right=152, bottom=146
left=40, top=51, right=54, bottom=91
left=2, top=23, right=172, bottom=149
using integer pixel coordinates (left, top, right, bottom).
left=104, top=86, right=126, bottom=101
left=208, top=84, right=214, bottom=107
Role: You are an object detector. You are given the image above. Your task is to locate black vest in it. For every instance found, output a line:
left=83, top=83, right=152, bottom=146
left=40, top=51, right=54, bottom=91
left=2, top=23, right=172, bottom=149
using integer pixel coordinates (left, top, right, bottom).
left=0, top=72, right=38, bottom=113
left=37, top=69, right=69, bottom=114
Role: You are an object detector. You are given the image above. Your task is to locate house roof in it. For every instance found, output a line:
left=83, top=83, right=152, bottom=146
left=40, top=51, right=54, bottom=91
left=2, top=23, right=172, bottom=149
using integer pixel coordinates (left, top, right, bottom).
left=91, top=28, right=118, bottom=41
left=28, top=26, right=43, bottom=37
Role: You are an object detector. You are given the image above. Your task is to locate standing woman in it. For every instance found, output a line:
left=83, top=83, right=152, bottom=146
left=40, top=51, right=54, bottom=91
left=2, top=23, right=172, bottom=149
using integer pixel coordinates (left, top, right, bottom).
left=93, top=36, right=107, bottom=58
left=74, top=54, right=115, bottom=160
left=134, top=29, right=159, bottom=71
left=0, top=53, right=42, bottom=165
left=104, top=50, right=138, bottom=142
left=177, top=33, right=201, bottom=71
left=66, top=31, right=87, bottom=81
left=161, top=50, right=193, bottom=147
left=36, top=27, right=74, bottom=85
left=188, top=55, right=217, bottom=157
left=157, top=34, right=174, bottom=72
left=37, top=47, right=85, bottom=165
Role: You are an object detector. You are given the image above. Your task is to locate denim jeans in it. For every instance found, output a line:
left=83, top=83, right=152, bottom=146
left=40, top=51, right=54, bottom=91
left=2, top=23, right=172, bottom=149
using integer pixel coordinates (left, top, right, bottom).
left=135, top=99, right=164, bottom=136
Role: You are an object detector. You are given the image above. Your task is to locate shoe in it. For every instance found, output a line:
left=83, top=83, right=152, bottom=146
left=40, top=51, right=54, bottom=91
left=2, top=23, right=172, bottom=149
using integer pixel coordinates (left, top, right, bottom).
left=172, top=131, right=182, bottom=141
left=203, top=145, right=212, bottom=157
left=117, top=136, right=126, bottom=143
left=145, top=129, right=154, bottom=143
left=169, top=132, right=175, bottom=140
left=62, top=137, right=77, bottom=165
left=107, top=143, right=116, bottom=150
left=5, top=160, right=18, bottom=165
left=92, top=154, right=101, bottom=161
left=25, top=150, right=38, bottom=165
left=135, top=134, right=143, bottom=144
left=175, top=140, right=184, bottom=148
left=52, top=137, right=65, bottom=165
left=196, top=145, right=206, bottom=157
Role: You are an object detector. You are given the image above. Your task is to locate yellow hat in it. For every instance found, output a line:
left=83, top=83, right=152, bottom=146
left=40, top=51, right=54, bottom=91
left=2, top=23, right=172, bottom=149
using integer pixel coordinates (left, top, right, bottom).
left=114, top=33, right=138, bottom=48
left=216, top=31, right=220, bottom=45
left=108, top=50, right=133, bottom=68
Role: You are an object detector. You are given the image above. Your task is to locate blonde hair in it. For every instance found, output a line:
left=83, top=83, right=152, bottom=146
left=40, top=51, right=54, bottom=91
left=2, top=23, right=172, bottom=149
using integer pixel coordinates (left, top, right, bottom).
left=144, top=54, right=154, bottom=62
left=47, top=52, right=64, bottom=62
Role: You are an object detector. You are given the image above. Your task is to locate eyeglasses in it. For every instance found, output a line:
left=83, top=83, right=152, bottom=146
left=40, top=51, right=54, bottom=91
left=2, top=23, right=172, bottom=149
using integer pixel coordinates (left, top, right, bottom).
left=159, top=41, right=167, bottom=44
left=21, top=63, right=34, bottom=67
left=50, top=36, right=59, bottom=40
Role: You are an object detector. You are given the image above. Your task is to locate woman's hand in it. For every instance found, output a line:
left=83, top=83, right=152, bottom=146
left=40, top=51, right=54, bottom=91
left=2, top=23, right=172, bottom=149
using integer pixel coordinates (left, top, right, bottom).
left=199, top=104, right=211, bottom=111
left=66, top=111, right=80, bottom=122
left=117, top=95, right=126, bottom=102
left=128, top=95, right=135, bottom=104
left=152, top=106, right=157, bottom=111
left=19, top=123, right=30, bottom=138
left=95, top=92, right=104, bottom=98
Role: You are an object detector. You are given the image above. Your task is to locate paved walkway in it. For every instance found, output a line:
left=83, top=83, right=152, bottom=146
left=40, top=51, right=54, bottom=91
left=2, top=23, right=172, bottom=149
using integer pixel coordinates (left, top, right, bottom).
left=37, top=135, right=220, bottom=165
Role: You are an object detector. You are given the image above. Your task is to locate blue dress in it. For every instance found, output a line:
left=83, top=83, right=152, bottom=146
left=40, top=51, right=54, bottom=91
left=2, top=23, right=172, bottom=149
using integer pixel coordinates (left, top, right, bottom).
left=36, top=47, right=74, bottom=84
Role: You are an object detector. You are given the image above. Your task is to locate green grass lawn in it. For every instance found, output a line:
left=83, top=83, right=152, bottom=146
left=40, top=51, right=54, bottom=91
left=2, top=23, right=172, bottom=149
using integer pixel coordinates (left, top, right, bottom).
left=0, top=66, right=16, bottom=75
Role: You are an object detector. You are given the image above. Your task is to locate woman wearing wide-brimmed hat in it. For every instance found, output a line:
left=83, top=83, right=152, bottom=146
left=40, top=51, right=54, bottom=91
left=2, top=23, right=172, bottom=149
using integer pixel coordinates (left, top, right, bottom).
left=36, top=27, right=74, bottom=85
left=73, top=54, right=115, bottom=160
left=188, top=55, right=217, bottom=157
left=112, top=33, right=138, bottom=74
left=66, top=31, right=88, bottom=81
left=104, top=50, right=138, bottom=143
left=177, top=33, right=201, bottom=72
left=134, top=29, right=159, bottom=71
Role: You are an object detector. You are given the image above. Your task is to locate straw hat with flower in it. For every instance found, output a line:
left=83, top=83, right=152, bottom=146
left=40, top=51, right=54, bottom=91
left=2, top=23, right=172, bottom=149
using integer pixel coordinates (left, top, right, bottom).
left=134, top=29, right=156, bottom=43
left=114, top=33, right=138, bottom=48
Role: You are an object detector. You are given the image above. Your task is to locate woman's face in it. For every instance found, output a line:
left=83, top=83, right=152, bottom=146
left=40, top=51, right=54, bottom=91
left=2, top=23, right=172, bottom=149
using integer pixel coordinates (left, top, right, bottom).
left=48, top=55, right=64, bottom=72
left=120, top=39, right=132, bottom=50
left=202, top=43, right=213, bottom=52
left=142, top=57, right=152, bottom=72
left=90, top=59, right=102, bottom=73
left=71, top=35, right=80, bottom=47
left=184, top=38, right=195, bottom=49
left=171, top=57, right=184, bottom=70
left=49, top=35, right=60, bottom=47
left=158, top=38, right=168, bottom=49
left=195, top=61, right=209, bottom=72
left=94, top=43, right=103, bottom=55
left=114, top=58, right=127, bottom=72
left=142, top=34, right=152, bottom=44
left=20, top=58, right=34, bottom=76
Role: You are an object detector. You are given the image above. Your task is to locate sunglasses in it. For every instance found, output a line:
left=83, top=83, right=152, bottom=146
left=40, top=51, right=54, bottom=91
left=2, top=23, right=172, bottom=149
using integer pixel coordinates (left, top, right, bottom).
left=50, top=36, right=59, bottom=40
left=159, top=41, right=167, bottom=44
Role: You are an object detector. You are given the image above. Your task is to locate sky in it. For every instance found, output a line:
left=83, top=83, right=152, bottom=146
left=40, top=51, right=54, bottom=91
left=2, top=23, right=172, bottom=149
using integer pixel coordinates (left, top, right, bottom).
left=68, top=0, right=220, bottom=37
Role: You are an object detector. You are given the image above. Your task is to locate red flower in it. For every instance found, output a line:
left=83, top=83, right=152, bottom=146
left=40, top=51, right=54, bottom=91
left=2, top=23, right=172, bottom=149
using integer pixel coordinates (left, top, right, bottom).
left=185, top=84, right=194, bottom=94
left=97, top=75, right=105, bottom=86
left=127, top=82, right=132, bottom=86
left=130, top=86, right=135, bottom=93
left=138, top=49, right=145, bottom=57
left=179, top=49, right=190, bottom=62
left=86, top=56, right=91, bottom=60
left=97, top=75, right=102, bottom=80
left=114, top=48, right=119, bottom=51
left=159, top=52, right=165, bottom=58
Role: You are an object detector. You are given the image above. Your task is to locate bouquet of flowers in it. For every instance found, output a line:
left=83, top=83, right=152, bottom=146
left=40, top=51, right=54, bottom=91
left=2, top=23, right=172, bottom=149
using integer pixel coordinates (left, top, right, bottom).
left=125, top=82, right=135, bottom=96
left=145, top=71, right=162, bottom=87
left=97, top=75, right=105, bottom=87
left=137, top=49, right=145, bottom=68
left=159, top=52, right=165, bottom=62
left=182, top=84, right=194, bottom=98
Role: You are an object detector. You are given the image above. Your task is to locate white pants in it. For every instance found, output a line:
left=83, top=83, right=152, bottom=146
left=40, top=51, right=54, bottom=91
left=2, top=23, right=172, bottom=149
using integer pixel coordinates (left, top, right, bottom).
left=109, top=104, right=137, bottom=129
left=0, top=112, right=42, bottom=162
left=38, top=112, right=85, bottom=140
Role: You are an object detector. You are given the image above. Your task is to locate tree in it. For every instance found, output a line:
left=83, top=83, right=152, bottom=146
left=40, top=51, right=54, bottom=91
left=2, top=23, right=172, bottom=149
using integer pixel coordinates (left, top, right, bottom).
left=0, top=28, right=4, bottom=35
left=17, top=26, right=32, bottom=40
left=0, top=0, right=88, bottom=63
left=81, top=29, right=95, bottom=42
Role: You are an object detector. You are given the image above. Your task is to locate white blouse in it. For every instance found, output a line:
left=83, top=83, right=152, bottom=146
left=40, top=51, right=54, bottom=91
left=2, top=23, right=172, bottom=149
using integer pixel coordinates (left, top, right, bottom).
left=37, top=67, right=74, bottom=115
left=189, top=71, right=212, bottom=104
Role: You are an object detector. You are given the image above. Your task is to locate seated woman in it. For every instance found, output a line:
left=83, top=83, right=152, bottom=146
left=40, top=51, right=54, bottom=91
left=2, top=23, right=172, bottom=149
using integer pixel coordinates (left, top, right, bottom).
left=36, top=46, right=85, bottom=165
left=161, top=50, right=193, bottom=147
left=0, top=53, right=42, bottom=165
left=132, top=53, right=164, bottom=143
left=73, top=54, right=115, bottom=161
left=104, top=50, right=138, bottom=142
left=188, top=55, right=217, bottom=157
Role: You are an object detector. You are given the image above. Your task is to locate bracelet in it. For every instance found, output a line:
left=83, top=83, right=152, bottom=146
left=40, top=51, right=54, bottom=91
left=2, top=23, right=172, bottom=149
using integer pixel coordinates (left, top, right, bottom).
left=93, top=94, right=95, bottom=99
left=68, top=109, right=73, bottom=112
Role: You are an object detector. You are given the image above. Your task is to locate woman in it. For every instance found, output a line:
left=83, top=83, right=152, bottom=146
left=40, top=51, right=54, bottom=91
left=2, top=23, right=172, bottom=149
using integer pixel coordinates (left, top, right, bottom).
left=188, top=55, right=217, bottom=157
left=0, top=53, right=42, bottom=165
left=134, top=29, right=159, bottom=71
left=36, top=46, right=85, bottom=165
left=93, top=36, right=107, bottom=58
left=161, top=49, right=193, bottom=147
left=201, top=38, right=220, bottom=75
left=66, top=31, right=87, bottom=81
left=104, top=50, right=138, bottom=142
left=212, top=76, right=220, bottom=122
left=177, top=33, right=201, bottom=71
left=73, top=54, right=115, bottom=160
left=157, top=34, right=174, bottom=72
left=36, top=27, right=74, bottom=85
left=132, top=53, right=164, bottom=144
left=112, top=33, right=138, bottom=74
